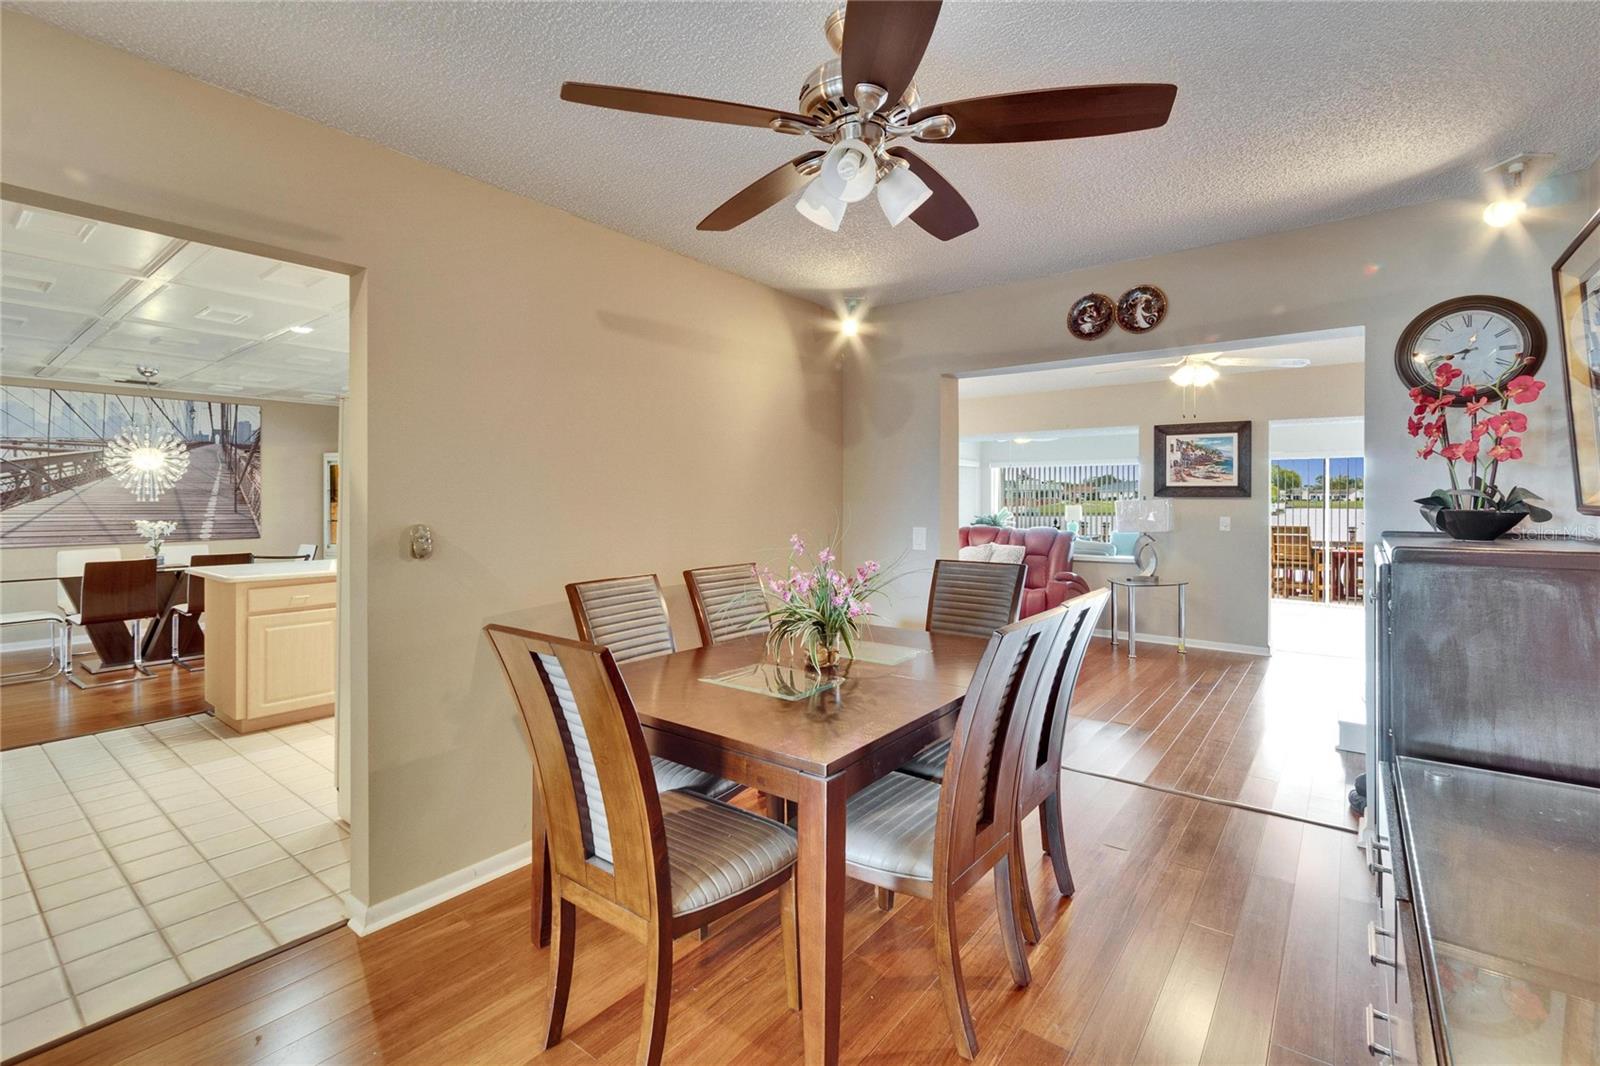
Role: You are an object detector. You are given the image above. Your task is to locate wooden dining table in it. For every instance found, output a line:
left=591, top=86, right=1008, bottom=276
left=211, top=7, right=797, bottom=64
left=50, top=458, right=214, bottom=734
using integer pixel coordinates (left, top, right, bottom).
left=529, top=626, right=986, bottom=1066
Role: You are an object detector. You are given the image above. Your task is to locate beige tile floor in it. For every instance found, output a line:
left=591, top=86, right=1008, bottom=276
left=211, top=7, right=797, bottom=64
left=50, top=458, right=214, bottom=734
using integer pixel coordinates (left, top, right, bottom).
left=0, top=714, right=347, bottom=1059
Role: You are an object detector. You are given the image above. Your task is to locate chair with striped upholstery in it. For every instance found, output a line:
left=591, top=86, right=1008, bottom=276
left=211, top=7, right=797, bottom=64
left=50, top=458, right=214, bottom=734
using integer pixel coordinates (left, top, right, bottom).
left=485, top=625, right=798, bottom=1066
left=891, top=560, right=1027, bottom=787
left=544, top=574, right=744, bottom=946
left=843, top=607, right=1063, bottom=1059
left=924, top=559, right=1026, bottom=637
left=565, top=574, right=739, bottom=798
left=683, top=563, right=769, bottom=647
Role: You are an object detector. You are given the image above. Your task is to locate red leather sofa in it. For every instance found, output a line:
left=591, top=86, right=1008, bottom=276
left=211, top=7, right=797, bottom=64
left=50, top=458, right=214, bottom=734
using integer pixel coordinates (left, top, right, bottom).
left=958, top=525, right=1091, bottom=618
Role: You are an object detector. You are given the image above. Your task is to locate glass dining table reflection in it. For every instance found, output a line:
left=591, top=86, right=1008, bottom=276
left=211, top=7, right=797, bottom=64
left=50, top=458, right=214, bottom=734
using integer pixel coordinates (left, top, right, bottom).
left=530, top=626, right=988, bottom=1066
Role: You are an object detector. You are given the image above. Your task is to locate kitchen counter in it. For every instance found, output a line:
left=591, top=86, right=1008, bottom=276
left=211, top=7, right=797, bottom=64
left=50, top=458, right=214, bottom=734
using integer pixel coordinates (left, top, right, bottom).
left=186, top=559, right=336, bottom=583
left=195, top=562, right=337, bottom=733
left=1395, top=757, right=1600, bottom=1065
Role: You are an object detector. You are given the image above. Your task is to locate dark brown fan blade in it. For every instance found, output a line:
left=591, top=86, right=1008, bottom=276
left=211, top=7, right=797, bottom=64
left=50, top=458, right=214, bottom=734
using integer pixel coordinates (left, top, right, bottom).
left=912, top=83, right=1177, bottom=144
left=560, top=82, right=813, bottom=130
left=697, top=153, right=826, bottom=231
left=840, top=1, right=942, bottom=108
left=885, top=148, right=977, bottom=241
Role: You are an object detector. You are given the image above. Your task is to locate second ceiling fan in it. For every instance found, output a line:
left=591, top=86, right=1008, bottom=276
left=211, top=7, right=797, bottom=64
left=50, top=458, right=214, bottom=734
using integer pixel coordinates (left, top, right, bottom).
left=560, top=1, right=1177, bottom=240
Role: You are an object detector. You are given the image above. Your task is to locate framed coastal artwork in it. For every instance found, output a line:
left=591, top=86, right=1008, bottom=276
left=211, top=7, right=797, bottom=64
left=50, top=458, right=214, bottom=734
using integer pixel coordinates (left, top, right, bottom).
left=1154, top=420, right=1252, bottom=498
left=1553, top=208, right=1600, bottom=515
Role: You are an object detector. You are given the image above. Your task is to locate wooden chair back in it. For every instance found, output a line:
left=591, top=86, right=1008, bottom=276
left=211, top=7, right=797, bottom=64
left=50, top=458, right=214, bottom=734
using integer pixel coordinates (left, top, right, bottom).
left=925, top=559, right=1026, bottom=637
left=566, top=574, right=677, bottom=663
left=933, top=608, right=1062, bottom=893
left=55, top=547, right=120, bottom=614
left=1016, top=590, right=1108, bottom=816
left=77, top=560, right=160, bottom=626
left=485, top=625, right=669, bottom=928
left=683, top=563, right=769, bottom=646
left=185, top=553, right=254, bottom=615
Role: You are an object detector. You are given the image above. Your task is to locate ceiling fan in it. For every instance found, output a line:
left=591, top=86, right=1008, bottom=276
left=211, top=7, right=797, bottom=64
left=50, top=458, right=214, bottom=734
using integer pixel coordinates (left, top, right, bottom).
left=559, top=1, right=1177, bottom=240
left=1097, top=353, right=1312, bottom=387
left=113, top=365, right=163, bottom=388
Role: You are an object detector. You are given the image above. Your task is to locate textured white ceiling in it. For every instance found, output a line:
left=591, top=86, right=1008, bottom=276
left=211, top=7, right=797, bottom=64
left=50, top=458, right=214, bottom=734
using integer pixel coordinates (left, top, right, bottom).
left=1, top=200, right=349, bottom=405
left=15, top=1, right=1600, bottom=306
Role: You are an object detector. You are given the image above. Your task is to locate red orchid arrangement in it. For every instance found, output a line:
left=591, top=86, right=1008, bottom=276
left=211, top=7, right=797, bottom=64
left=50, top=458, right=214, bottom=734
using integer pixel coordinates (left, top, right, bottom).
left=1409, top=363, right=1552, bottom=524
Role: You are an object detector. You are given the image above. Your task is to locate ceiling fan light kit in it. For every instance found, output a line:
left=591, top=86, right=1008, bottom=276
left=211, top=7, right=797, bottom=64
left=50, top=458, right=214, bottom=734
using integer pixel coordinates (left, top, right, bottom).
left=559, top=1, right=1176, bottom=241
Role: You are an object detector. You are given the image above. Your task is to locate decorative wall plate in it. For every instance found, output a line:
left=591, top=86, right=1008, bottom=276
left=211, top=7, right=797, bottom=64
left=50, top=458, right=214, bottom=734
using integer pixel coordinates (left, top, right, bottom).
left=1117, top=285, right=1168, bottom=332
left=1067, top=293, right=1115, bottom=340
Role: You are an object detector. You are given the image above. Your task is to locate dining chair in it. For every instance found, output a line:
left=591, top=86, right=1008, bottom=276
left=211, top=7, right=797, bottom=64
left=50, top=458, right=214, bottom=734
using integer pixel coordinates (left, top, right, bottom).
left=683, top=563, right=769, bottom=646
left=924, top=559, right=1026, bottom=637
left=170, top=552, right=255, bottom=671
left=485, top=625, right=800, bottom=1066
left=1, top=609, right=67, bottom=684
left=889, top=560, right=1027, bottom=797
left=842, top=607, right=1063, bottom=1059
left=565, top=574, right=740, bottom=799
left=64, top=559, right=160, bottom=689
left=1003, top=589, right=1108, bottom=943
left=55, top=546, right=121, bottom=617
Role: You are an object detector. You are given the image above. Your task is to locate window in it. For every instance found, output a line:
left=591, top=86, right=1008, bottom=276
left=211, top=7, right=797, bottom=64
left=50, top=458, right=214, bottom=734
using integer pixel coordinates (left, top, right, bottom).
left=995, top=462, right=1140, bottom=541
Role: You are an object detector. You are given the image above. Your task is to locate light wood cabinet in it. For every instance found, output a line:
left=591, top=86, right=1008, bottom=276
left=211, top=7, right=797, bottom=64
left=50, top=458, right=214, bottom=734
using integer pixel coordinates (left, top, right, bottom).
left=194, top=563, right=337, bottom=734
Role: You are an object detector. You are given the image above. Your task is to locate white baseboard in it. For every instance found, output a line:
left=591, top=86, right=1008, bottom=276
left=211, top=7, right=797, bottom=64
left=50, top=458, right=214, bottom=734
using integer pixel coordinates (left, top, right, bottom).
left=345, top=839, right=532, bottom=937
left=1093, top=628, right=1269, bottom=657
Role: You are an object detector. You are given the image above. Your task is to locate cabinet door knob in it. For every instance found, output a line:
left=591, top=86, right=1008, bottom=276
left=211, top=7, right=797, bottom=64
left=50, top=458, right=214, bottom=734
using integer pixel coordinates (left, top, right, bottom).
left=1368, top=921, right=1397, bottom=968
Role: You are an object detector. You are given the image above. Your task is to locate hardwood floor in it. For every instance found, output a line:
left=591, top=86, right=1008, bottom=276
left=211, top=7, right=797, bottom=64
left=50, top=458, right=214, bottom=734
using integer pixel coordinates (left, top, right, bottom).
left=24, top=641, right=1376, bottom=1066
left=1062, top=644, right=1363, bottom=830
left=1, top=655, right=210, bottom=751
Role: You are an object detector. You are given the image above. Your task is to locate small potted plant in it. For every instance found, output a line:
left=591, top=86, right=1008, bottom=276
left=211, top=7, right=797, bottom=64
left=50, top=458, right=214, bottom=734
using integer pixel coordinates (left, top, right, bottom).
left=1408, top=365, right=1552, bottom=540
left=133, top=519, right=178, bottom=563
left=761, top=535, right=890, bottom=673
left=970, top=508, right=1014, bottom=528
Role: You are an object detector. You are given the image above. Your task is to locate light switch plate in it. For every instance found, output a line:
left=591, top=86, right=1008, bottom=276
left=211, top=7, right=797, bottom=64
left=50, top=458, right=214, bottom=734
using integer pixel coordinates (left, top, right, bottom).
left=911, top=526, right=927, bottom=551
left=1219, top=516, right=1231, bottom=531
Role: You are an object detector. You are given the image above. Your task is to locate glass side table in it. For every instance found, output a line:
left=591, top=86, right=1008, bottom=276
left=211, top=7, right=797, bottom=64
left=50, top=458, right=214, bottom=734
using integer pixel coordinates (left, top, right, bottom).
left=1106, top=575, right=1187, bottom=658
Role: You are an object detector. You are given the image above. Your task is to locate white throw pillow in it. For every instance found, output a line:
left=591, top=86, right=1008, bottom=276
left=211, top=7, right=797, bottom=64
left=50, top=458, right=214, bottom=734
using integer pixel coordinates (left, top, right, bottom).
left=988, top=544, right=1027, bottom=565
left=958, top=543, right=995, bottom=562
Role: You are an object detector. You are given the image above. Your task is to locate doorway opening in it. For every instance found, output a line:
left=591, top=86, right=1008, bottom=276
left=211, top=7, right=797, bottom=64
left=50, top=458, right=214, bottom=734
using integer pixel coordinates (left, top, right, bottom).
left=1268, top=417, right=1364, bottom=659
left=0, top=195, right=355, bottom=1057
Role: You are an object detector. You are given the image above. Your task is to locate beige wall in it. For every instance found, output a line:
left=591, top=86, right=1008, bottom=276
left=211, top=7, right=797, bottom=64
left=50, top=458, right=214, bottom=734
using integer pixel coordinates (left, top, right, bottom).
left=0, top=382, right=338, bottom=621
left=844, top=164, right=1600, bottom=627
left=0, top=13, right=842, bottom=909
left=960, top=363, right=1364, bottom=649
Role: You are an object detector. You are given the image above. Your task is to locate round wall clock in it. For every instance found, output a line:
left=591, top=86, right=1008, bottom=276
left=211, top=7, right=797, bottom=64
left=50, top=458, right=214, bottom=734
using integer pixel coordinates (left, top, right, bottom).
left=1394, top=295, right=1547, bottom=404
left=1067, top=293, right=1115, bottom=340
left=1117, top=285, right=1167, bottom=332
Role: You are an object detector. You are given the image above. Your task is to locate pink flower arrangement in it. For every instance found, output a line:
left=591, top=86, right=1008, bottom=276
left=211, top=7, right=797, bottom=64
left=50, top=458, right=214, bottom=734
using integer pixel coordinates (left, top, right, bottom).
left=1409, top=365, right=1550, bottom=524
left=760, top=536, right=891, bottom=671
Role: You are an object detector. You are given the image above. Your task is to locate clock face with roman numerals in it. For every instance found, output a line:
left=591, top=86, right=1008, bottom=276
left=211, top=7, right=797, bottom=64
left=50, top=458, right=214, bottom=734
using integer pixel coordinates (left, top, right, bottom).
left=1394, top=295, right=1547, bottom=404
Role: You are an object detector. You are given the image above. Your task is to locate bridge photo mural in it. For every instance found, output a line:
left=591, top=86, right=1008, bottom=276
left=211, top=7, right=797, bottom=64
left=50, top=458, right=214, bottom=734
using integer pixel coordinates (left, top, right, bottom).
left=0, top=385, right=262, bottom=548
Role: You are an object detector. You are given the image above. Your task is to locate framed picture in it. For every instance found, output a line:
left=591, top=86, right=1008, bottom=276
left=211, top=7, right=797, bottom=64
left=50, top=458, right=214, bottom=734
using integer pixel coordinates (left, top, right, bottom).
left=1553, top=208, right=1600, bottom=516
left=1154, top=420, right=1252, bottom=498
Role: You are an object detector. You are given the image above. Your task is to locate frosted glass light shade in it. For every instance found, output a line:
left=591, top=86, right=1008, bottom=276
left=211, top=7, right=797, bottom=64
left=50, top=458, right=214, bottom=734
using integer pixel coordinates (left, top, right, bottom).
left=818, top=139, right=878, bottom=204
left=876, top=165, right=932, bottom=226
left=796, top=180, right=846, bottom=231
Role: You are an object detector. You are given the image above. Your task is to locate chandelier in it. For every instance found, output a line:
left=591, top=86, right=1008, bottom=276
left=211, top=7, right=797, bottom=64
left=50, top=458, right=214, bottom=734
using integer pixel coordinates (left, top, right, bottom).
left=104, top=428, right=190, bottom=502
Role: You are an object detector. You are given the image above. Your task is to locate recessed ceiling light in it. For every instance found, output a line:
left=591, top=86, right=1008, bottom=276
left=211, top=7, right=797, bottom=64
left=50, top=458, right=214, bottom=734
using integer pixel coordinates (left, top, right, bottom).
left=288, top=325, right=314, bottom=334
